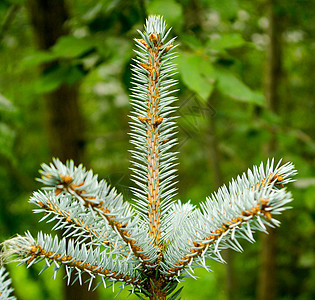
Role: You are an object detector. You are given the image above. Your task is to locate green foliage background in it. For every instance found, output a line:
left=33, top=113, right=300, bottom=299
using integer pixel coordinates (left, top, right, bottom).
left=0, top=0, right=314, bottom=299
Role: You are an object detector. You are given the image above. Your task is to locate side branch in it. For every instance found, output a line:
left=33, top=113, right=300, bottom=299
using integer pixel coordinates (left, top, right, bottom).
left=162, top=160, right=296, bottom=277
left=39, top=163, right=157, bottom=267
left=1, top=234, right=139, bottom=286
left=63, top=180, right=154, bottom=266
left=0, top=266, right=15, bottom=300
left=34, top=193, right=124, bottom=251
left=26, top=244, right=138, bottom=284
left=167, top=198, right=290, bottom=277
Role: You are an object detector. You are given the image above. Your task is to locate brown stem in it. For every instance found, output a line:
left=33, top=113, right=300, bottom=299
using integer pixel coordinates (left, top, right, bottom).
left=137, top=34, right=165, bottom=246
left=147, top=42, right=161, bottom=245
left=147, top=277, right=167, bottom=300
left=149, top=291, right=166, bottom=300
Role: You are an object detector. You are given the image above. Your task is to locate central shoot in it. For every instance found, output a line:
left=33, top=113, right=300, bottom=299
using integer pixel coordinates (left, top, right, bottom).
left=130, top=16, right=178, bottom=248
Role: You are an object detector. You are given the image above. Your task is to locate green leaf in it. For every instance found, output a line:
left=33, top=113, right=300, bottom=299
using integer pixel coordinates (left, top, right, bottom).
left=206, top=0, right=239, bottom=19
left=180, top=34, right=204, bottom=50
left=0, top=94, right=15, bottom=112
left=34, top=65, right=85, bottom=93
left=22, top=37, right=96, bottom=68
left=207, top=33, right=246, bottom=51
left=305, top=186, right=315, bottom=211
left=147, top=0, right=183, bottom=30
left=34, top=69, right=64, bottom=93
left=22, top=51, right=57, bottom=68
left=0, top=122, right=15, bottom=161
left=63, top=65, right=85, bottom=85
left=176, top=52, right=215, bottom=102
left=215, top=66, right=265, bottom=106
left=52, top=36, right=95, bottom=58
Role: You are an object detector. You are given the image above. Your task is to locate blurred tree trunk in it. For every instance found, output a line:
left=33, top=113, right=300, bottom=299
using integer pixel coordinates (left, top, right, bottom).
left=258, top=0, right=283, bottom=299
left=206, top=94, right=235, bottom=300
left=183, top=0, right=203, bottom=37
left=26, top=0, right=85, bottom=163
left=26, top=1, right=98, bottom=299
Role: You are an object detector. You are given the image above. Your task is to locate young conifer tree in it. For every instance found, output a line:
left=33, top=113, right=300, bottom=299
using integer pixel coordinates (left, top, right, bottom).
left=1, top=16, right=296, bottom=300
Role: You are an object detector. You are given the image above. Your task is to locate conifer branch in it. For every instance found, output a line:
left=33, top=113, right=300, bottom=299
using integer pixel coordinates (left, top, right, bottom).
left=0, top=266, right=15, bottom=300
left=32, top=190, right=129, bottom=256
left=1, top=233, right=141, bottom=286
left=161, top=160, right=296, bottom=277
left=38, top=159, right=158, bottom=267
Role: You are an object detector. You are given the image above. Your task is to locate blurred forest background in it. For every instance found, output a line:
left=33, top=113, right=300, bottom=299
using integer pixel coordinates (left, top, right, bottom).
left=0, top=0, right=314, bottom=299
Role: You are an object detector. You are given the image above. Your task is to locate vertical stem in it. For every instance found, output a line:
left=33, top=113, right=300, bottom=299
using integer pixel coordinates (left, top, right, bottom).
left=145, top=35, right=162, bottom=245
left=148, top=279, right=167, bottom=300
left=149, top=293, right=166, bottom=300
left=131, top=18, right=177, bottom=298
left=131, top=17, right=177, bottom=262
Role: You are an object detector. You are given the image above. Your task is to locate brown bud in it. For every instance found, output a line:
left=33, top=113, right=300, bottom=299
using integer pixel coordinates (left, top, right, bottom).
left=153, top=117, right=163, bottom=126
left=60, top=174, right=73, bottom=184
left=137, top=116, right=150, bottom=124
left=148, top=33, right=159, bottom=46
left=163, top=45, right=173, bottom=53
left=55, top=188, right=62, bottom=196
left=139, top=62, right=151, bottom=71
left=136, top=38, right=148, bottom=48
left=71, top=181, right=84, bottom=189
left=275, top=173, right=284, bottom=187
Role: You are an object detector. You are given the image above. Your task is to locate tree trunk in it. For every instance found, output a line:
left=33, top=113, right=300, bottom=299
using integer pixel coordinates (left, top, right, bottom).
left=26, top=1, right=97, bottom=299
left=26, top=0, right=85, bottom=163
left=258, top=229, right=277, bottom=300
left=258, top=1, right=283, bottom=299
left=206, top=94, right=235, bottom=300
